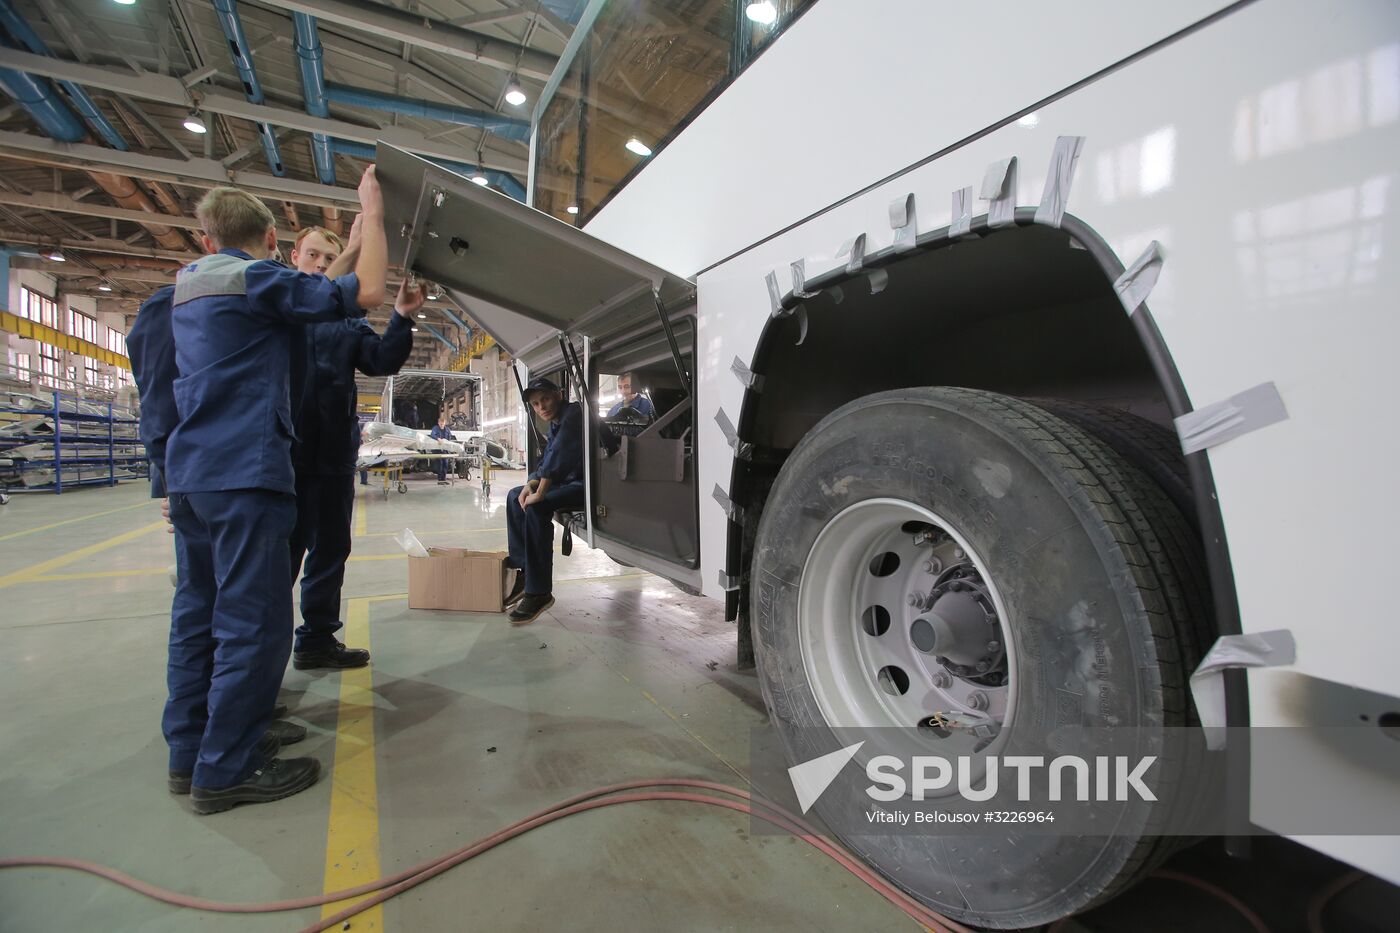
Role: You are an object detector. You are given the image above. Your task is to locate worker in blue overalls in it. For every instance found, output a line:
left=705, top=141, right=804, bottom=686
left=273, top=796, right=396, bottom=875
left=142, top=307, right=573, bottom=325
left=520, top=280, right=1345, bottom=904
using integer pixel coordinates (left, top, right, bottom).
left=285, top=222, right=420, bottom=670
left=503, top=377, right=584, bottom=626
left=158, top=174, right=387, bottom=814
left=429, top=415, right=455, bottom=484
left=129, top=284, right=309, bottom=795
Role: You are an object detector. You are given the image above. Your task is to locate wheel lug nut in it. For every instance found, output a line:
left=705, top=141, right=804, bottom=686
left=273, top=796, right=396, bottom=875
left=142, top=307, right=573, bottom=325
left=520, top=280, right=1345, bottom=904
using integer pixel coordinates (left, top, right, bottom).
left=975, top=660, right=990, bottom=672
left=968, top=691, right=989, bottom=711
left=932, top=670, right=951, bottom=688
left=907, top=593, right=925, bottom=609
left=953, top=547, right=965, bottom=559
left=986, top=640, right=1000, bottom=652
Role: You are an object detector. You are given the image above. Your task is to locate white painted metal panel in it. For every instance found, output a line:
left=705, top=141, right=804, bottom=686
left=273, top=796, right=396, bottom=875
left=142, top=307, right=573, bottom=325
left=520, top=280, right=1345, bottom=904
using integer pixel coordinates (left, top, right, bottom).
left=584, top=0, right=1233, bottom=276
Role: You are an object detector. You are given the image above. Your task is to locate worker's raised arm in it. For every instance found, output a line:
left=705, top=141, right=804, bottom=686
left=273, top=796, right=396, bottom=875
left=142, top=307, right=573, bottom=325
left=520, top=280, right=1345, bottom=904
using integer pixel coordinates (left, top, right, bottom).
left=352, top=167, right=387, bottom=309
left=323, top=214, right=362, bottom=281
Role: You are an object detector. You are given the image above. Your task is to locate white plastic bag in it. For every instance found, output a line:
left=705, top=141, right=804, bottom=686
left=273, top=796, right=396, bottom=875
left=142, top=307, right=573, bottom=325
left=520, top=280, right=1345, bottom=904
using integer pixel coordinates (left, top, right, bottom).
left=396, top=527, right=429, bottom=558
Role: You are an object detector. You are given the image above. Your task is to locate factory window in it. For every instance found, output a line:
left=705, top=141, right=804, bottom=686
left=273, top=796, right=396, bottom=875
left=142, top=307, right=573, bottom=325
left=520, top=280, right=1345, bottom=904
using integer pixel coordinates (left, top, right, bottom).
left=105, top=327, right=127, bottom=356
left=18, top=287, right=59, bottom=329
left=37, top=343, right=62, bottom=387
left=532, top=0, right=814, bottom=224
left=85, top=359, right=100, bottom=386
left=70, top=310, right=99, bottom=345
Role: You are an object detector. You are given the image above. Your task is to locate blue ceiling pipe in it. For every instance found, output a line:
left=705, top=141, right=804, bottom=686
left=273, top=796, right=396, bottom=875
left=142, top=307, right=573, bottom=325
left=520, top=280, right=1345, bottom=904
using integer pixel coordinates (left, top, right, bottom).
left=210, top=0, right=285, bottom=176
left=324, top=84, right=531, bottom=143
left=0, top=0, right=127, bottom=149
left=417, top=321, right=456, bottom=351
left=0, top=34, right=86, bottom=142
left=329, top=139, right=525, bottom=202
left=292, top=12, right=335, bottom=185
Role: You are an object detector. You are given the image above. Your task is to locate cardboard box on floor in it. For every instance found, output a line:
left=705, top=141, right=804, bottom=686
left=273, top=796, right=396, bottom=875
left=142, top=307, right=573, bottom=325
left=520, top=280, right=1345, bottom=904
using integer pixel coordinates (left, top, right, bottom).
left=408, top=547, right=512, bottom=612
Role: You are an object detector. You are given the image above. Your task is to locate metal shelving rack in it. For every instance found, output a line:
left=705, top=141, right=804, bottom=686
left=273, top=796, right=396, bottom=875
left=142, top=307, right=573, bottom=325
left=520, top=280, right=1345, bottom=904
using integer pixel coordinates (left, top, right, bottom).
left=0, top=389, right=145, bottom=494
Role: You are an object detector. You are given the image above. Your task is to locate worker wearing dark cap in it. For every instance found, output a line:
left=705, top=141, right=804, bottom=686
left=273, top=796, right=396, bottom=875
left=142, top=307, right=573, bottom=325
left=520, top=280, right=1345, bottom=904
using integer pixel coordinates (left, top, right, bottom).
left=504, top=376, right=584, bottom=625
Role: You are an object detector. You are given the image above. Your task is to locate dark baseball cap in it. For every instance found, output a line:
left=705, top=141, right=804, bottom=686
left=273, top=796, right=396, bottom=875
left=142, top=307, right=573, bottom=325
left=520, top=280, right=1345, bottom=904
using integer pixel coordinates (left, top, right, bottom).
left=523, top=376, right=561, bottom=401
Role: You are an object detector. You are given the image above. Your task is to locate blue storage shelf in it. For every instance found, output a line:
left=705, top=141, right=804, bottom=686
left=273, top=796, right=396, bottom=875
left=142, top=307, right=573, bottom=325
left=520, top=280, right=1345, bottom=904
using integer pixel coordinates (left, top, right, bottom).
left=0, top=390, right=146, bottom=494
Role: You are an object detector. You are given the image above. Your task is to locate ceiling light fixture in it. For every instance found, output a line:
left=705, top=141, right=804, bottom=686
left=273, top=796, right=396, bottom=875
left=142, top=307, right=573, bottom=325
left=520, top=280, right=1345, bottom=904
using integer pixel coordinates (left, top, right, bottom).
left=471, top=173, right=490, bottom=186
left=97, top=283, right=113, bottom=292
left=504, top=79, right=527, bottom=107
left=182, top=112, right=207, bottom=134
left=416, top=312, right=426, bottom=319
left=1017, top=113, right=1040, bottom=128
left=411, top=326, right=420, bottom=332
left=112, top=0, right=136, bottom=5
left=566, top=205, right=579, bottom=215
left=46, top=250, right=65, bottom=262
left=745, top=1, right=778, bottom=25
left=624, top=137, right=652, bottom=157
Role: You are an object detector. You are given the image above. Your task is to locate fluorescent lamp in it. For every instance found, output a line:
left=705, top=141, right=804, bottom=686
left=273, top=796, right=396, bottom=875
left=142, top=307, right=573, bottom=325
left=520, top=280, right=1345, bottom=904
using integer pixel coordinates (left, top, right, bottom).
left=624, top=137, right=652, bottom=157
left=183, top=112, right=207, bottom=134
left=566, top=205, right=579, bottom=215
left=46, top=250, right=65, bottom=262
left=1017, top=113, right=1040, bottom=128
left=471, top=174, right=489, bottom=186
left=745, top=1, right=778, bottom=25
left=504, top=79, right=527, bottom=107
left=97, top=283, right=113, bottom=292
left=411, top=326, right=420, bottom=332
left=416, top=312, right=426, bottom=319
left=112, top=0, right=135, bottom=5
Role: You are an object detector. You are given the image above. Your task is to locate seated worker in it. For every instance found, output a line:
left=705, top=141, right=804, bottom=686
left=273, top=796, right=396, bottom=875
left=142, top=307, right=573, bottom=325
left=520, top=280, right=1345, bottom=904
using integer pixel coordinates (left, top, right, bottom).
left=286, top=223, right=421, bottom=671
left=504, top=377, right=584, bottom=625
left=429, top=416, right=455, bottom=485
left=155, top=171, right=386, bottom=814
left=607, top=371, right=655, bottom=421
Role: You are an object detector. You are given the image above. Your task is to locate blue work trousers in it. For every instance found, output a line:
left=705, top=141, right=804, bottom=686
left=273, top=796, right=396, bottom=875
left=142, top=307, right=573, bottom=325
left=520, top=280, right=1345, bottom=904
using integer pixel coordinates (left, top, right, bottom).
left=165, top=490, right=297, bottom=788
left=506, top=481, right=584, bottom=595
left=289, top=472, right=355, bottom=653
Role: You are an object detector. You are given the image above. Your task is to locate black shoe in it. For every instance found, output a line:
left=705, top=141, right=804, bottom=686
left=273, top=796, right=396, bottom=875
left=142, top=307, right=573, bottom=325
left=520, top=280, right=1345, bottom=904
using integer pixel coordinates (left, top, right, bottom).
left=191, top=757, right=321, bottom=814
left=293, top=642, right=370, bottom=670
left=169, top=733, right=279, bottom=795
left=503, top=571, right=525, bottom=609
left=271, top=703, right=289, bottom=719
left=267, top=719, right=307, bottom=746
left=508, top=593, right=554, bottom=626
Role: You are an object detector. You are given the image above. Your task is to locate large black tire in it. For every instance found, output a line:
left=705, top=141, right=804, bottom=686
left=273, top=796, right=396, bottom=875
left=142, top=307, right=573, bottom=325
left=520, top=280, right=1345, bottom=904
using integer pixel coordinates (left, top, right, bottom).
left=751, top=387, right=1210, bottom=928
left=1030, top=399, right=1196, bottom=534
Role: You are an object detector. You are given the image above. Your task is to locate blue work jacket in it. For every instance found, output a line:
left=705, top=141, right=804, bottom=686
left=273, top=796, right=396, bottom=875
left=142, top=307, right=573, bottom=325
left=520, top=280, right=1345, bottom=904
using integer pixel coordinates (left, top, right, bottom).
left=295, top=313, right=413, bottom=476
left=608, top=394, right=655, bottom=419
left=531, top=401, right=584, bottom=486
left=127, top=284, right=177, bottom=497
left=163, top=249, right=362, bottom=494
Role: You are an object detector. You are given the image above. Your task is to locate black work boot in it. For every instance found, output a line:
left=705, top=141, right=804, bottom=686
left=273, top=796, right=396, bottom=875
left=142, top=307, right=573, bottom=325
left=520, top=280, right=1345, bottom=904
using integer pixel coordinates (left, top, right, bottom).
left=508, top=593, right=554, bottom=626
left=168, top=732, right=279, bottom=795
left=266, top=719, right=308, bottom=746
left=293, top=641, right=370, bottom=670
left=190, top=757, right=322, bottom=814
left=503, top=571, right=525, bottom=609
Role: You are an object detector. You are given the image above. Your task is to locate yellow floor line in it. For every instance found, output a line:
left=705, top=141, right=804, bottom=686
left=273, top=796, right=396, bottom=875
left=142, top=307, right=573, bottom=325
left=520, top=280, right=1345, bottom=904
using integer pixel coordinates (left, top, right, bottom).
left=0, top=519, right=167, bottom=589
left=320, top=598, right=383, bottom=930
left=0, top=500, right=153, bottom=543
left=354, top=500, right=368, bottom=537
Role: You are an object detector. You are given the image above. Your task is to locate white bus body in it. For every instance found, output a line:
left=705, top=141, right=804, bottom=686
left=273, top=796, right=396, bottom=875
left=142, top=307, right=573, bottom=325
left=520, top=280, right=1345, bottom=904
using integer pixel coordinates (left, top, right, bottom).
left=388, top=0, right=1400, bottom=923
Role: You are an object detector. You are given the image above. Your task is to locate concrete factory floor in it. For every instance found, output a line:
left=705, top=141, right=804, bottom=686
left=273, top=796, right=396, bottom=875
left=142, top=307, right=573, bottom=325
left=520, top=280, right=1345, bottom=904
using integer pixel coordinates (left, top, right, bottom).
left=0, top=475, right=1393, bottom=932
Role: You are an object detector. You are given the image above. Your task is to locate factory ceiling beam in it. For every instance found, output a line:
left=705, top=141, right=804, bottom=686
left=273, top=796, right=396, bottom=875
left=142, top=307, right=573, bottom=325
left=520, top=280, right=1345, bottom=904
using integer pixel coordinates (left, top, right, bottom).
left=0, top=230, right=194, bottom=262
left=0, top=49, right=528, bottom=173
left=254, top=0, right=557, bottom=81
left=0, top=190, right=299, bottom=241
left=8, top=257, right=177, bottom=285
left=0, top=130, right=360, bottom=209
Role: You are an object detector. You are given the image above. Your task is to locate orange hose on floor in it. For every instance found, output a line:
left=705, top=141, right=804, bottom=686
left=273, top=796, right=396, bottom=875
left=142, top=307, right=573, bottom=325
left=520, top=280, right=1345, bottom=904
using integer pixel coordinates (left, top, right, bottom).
left=0, top=779, right=974, bottom=933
